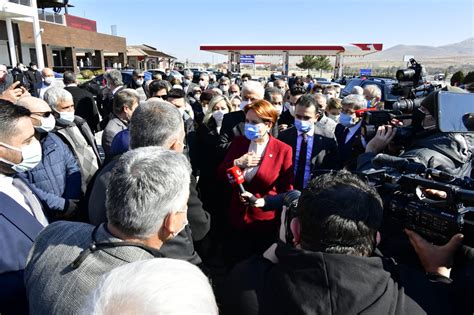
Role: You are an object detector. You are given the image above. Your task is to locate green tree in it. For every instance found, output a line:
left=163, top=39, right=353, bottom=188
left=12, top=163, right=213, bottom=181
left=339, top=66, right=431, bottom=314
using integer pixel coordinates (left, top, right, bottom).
left=462, top=71, right=474, bottom=84
left=313, top=56, right=332, bottom=77
left=450, top=70, right=464, bottom=86
left=296, top=56, right=318, bottom=74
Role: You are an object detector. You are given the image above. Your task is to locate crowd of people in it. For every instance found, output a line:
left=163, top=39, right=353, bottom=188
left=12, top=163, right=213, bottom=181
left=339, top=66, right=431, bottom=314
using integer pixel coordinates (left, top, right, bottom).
left=0, top=63, right=473, bottom=314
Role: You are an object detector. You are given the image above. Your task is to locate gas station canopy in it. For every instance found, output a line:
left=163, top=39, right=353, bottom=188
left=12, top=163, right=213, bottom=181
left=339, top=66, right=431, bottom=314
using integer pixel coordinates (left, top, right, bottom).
left=200, top=43, right=383, bottom=78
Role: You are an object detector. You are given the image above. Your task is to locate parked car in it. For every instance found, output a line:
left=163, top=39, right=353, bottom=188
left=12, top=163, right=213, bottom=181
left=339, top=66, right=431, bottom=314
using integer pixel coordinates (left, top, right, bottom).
left=340, top=77, right=399, bottom=107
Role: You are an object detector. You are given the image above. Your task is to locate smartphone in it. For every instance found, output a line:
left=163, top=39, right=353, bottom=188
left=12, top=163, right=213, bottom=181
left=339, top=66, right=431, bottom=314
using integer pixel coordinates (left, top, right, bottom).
left=13, top=73, right=24, bottom=88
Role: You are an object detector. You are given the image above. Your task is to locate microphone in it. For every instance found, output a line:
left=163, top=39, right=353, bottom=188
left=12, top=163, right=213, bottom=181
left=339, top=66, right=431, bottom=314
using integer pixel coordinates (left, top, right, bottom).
left=226, top=166, right=258, bottom=203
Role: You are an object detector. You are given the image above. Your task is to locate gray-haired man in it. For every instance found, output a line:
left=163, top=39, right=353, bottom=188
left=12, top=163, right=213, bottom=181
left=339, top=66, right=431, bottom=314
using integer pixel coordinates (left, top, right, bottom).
left=44, top=87, right=102, bottom=193
left=88, top=100, right=210, bottom=265
left=25, top=147, right=191, bottom=314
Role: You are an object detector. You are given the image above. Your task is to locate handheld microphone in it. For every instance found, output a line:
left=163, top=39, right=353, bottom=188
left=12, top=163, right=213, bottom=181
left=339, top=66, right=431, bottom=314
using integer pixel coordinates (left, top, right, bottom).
left=226, top=166, right=258, bottom=203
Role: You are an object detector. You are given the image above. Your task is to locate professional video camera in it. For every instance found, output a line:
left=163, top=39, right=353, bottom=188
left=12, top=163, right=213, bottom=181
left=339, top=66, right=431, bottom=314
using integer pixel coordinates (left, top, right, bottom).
left=361, top=156, right=474, bottom=247
left=361, top=91, right=474, bottom=144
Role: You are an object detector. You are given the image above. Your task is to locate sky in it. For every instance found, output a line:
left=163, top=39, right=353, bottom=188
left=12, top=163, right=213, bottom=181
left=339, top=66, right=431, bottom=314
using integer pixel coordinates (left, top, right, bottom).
left=67, top=0, right=474, bottom=63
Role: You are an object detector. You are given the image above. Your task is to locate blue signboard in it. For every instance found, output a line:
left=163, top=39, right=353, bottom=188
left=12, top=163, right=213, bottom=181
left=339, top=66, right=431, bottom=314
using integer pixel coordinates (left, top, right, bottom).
left=360, top=68, right=372, bottom=76
left=240, top=55, right=255, bottom=64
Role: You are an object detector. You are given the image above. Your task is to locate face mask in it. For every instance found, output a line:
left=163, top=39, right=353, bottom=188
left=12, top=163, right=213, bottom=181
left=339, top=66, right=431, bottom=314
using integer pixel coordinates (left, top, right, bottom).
left=55, top=110, right=75, bottom=125
left=135, top=79, right=144, bottom=86
left=44, top=77, right=53, bottom=85
left=229, top=92, right=239, bottom=98
left=35, top=115, right=56, bottom=133
left=183, top=79, right=191, bottom=85
left=220, top=85, right=229, bottom=92
left=32, top=66, right=38, bottom=71
left=171, top=211, right=188, bottom=238
left=326, top=113, right=340, bottom=123
left=212, top=109, right=228, bottom=122
left=166, top=72, right=171, bottom=76
left=244, top=123, right=265, bottom=141
left=274, top=105, right=283, bottom=115
left=339, top=113, right=356, bottom=127
left=193, top=93, right=201, bottom=100
left=199, top=81, right=207, bottom=88
left=0, top=140, right=42, bottom=173
left=294, top=119, right=314, bottom=133
left=239, top=100, right=251, bottom=110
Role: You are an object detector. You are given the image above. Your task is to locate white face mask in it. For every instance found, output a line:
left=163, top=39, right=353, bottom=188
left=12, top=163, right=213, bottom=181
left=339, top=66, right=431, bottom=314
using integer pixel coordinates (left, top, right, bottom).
left=274, top=105, right=283, bottom=115
left=35, top=115, right=56, bottom=133
left=171, top=210, right=188, bottom=238
left=212, top=109, right=228, bottom=123
left=0, top=140, right=42, bottom=173
left=44, top=77, right=53, bottom=85
left=220, top=85, right=229, bottom=92
left=183, top=79, right=191, bottom=85
left=55, top=110, right=75, bottom=125
left=135, top=79, right=144, bottom=86
left=326, top=113, right=340, bottom=123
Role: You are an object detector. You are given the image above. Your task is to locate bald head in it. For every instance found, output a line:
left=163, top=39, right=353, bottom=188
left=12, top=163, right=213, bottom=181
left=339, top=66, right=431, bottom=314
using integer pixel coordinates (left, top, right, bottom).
left=17, top=96, right=50, bottom=113
left=42, top=68, right=54, bottom=77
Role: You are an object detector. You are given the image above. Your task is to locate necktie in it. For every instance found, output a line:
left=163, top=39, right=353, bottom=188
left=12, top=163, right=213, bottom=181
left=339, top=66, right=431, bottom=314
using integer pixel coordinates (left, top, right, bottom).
left=12, top=178, right=49, bottom=227
left=295, top=133, right=308, bottom=190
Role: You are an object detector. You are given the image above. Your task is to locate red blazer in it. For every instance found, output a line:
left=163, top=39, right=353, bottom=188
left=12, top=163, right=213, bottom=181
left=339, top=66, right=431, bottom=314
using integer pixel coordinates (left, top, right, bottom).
left=218, top=135, right=294, bottom=231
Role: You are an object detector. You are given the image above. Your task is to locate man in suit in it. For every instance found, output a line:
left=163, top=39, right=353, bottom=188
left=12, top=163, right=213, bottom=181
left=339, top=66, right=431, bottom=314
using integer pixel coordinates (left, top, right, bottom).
left=278, top=94, right=340, bottom=190
left=97, top=69, right=124, bottom=130
left=102, top=89, right=139, bottom=161
left=24, top=62, right=42, bottom=97
left=334, top=94, right=368, bottom=170
left=278, top=86, right=306, bottom=132
left=63, top=71, right=100, bottom=133
left=25, top=147, right=192, bottom=314
left=0, top=101, right=49, bottom=314
left=167, top=88, right=198, bottom=175
left=217, top=80, right=265, bottom=157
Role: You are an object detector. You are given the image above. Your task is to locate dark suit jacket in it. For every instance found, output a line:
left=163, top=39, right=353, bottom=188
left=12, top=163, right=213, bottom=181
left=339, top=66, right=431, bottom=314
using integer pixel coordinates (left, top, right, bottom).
left=334, top=123, right=365, bottom=171
left=64, top=86, right=100, bottom=133
left=0, top=178, right=46, bottom=314
left=278, top=110, right=295, bottom=128
left=217, top=135, right=294, bottom=231
left=278, top=124, right=341, bottom=174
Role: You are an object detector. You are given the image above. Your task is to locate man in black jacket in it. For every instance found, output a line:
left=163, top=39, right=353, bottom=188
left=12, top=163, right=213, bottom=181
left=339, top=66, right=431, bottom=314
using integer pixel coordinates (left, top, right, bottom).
left=63, top=71, right=100, bottom=133
left=222, top=171, right=463, bottom=315
left=278, top=94, right=340, bottom=190
left=88, top=100, right=210, bottom=266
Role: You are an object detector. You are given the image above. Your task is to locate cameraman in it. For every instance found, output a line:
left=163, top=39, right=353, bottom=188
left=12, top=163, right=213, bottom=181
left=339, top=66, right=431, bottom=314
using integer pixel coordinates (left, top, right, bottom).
left=222, top=172, right=465, bottom=315
left=358, top=87, right=473, bottom=177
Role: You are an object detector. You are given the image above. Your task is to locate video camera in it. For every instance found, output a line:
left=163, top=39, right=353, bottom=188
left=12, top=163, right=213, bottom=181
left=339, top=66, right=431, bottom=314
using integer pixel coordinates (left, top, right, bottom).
left=361, top=156, right=474, bottom=247
left=361, top=91, right=474, bottom=144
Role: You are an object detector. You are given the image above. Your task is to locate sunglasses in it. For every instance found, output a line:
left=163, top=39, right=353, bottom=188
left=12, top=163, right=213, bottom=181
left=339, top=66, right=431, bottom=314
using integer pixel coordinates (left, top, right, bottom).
left=156, top=95, right=168, bottom=100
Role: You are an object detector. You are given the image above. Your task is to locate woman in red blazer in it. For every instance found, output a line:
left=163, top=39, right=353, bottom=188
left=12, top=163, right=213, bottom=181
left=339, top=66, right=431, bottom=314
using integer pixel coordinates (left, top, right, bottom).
left=218, top=100, right=293, bottom=262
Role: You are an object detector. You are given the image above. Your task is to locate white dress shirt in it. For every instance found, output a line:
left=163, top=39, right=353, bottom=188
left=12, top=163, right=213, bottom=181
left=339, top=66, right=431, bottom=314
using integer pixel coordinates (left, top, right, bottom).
left=345, top=122, right=362, bottom=144
left=0, top=174, right=34, bottom=215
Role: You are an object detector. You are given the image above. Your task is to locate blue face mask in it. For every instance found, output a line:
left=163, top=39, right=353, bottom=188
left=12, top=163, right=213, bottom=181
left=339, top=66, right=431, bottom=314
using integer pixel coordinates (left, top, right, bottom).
left=294, top=118, right=313, bottom=133
left=244, top=123, right=263, bottom=141
left=339, top=113, right=355, bottom=127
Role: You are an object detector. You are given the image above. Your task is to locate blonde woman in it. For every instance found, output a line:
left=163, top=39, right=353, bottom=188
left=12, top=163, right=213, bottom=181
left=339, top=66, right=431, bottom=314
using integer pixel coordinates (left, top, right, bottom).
left=196, top=95, right=234, bottom=235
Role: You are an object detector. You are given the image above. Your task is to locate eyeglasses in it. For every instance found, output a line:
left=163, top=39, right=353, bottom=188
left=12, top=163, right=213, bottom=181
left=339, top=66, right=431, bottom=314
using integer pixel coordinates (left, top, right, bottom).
left=31, top=111, right=53, bottom=118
